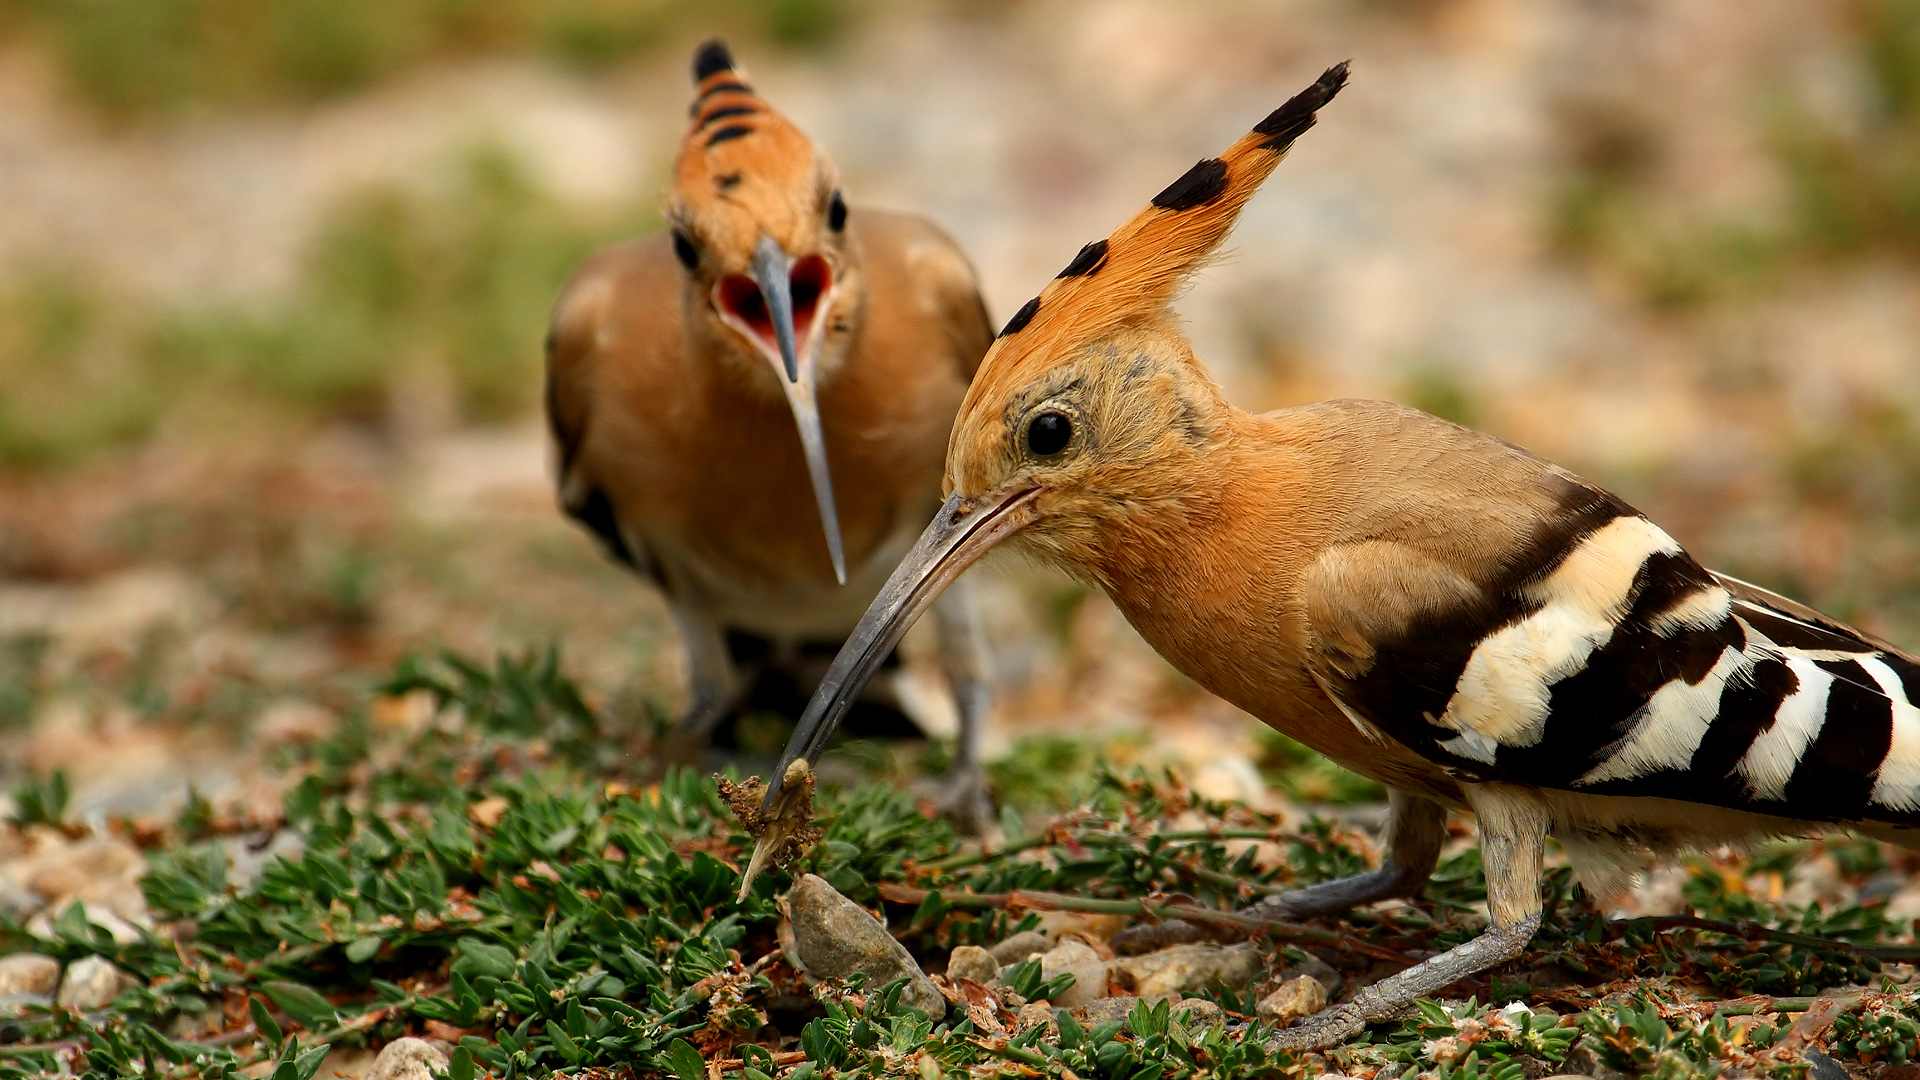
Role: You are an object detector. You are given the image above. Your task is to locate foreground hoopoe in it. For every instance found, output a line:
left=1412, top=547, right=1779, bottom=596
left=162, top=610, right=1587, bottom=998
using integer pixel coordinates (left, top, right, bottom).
left=547, top=41, right=996, bottom=820
left=758, top=63, right=1920, bottom=1045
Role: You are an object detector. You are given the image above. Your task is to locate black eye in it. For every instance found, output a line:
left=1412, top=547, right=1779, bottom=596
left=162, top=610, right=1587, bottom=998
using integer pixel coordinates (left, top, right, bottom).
left=672, top=229, right=699, bottom=270
left=827, top=190, right=848, bottom=232
left=1026, top=411, right=1072, bottom=457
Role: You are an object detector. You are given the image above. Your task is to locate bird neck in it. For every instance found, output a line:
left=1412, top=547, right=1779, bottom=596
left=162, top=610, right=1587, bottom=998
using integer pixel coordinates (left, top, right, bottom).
left=1063, top=401, right=1326, bottom=716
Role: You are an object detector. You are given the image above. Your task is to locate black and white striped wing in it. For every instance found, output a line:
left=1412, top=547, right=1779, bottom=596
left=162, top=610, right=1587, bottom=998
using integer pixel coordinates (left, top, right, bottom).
left=1319, top=496, right=1920, bottom=825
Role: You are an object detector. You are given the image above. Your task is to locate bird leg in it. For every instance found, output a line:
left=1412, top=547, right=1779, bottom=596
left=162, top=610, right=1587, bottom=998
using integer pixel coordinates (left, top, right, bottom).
left=1268, top=784, right=1548, bottom=1051
left=1246, top=790, right=1446, bottom=919
left=660, top=601, right=746, bottom=766
left=926, top=582, right=994, bottom=832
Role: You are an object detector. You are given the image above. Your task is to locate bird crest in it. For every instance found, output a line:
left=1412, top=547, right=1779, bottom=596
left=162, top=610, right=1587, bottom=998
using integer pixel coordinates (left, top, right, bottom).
left=962, top=63, right=1348, bottom=397
left=670, top=40, right=842, bottom=271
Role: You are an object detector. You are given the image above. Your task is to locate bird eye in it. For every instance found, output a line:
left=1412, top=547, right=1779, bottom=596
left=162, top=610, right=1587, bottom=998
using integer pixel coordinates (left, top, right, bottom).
left=1026, top=411, right=1072, bottom=457
left=827, top=190, right=847, bottom=232
left=672, top=229, right=699, bottom=270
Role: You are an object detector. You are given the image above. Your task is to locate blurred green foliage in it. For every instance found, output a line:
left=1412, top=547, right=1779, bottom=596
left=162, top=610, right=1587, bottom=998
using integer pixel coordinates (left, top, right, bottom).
left=0, top=145, right=644, bottom=469
left=0, top=0, right=862, bottom=119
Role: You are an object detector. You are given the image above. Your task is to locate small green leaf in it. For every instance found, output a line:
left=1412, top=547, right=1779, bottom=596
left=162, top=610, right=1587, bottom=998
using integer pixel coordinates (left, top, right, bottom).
left=455, top=938, right=517, bottom=980
left=666, top=1037, right=705, bottom=1080
left=250, top=996, right=284, bottom=1047
left=449, top=1046, right=476, bottom=1080
left=345, top=936, right=381, bottom=963
left=263, top=981, right=338, bottom=1032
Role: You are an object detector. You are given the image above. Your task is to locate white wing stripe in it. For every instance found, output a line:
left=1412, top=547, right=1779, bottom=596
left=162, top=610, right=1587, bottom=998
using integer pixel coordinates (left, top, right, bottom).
left=1577, top=645, right=1752, bottom=785
left=1737, top=654, right=1833, bottom=800
left=1861, top=656, right=1920, bottom=811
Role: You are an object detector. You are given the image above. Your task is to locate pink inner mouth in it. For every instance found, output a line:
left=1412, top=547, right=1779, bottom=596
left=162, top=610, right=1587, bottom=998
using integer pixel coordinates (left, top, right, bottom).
left=717, top=254, right=833, bottom=358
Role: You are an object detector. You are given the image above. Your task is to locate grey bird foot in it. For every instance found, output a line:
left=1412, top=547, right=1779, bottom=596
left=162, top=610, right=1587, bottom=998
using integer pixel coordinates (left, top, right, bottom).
left=1241, top=865, right=1427, bottom=921
left=1265, top=1001, right=1374, bottom=1051
left=1265, top=914, right=1542, bottom=1052
left=924, top=765, right=995, bottom=835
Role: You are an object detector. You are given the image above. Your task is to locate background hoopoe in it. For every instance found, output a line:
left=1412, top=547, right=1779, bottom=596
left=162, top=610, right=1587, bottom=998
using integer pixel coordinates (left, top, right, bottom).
left=546, top=41, right=996, bottom=821
left=758, top=62, right=1920, bottom=1046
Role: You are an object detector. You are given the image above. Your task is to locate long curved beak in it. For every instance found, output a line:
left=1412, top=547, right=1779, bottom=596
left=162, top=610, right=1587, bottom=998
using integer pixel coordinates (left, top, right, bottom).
left=780, top=375, right=847, bottom=585
left=758, top=486, right=1041, bottom=814
left=741, top=233, right=847, bottom=584
left=750, top=234, right=801, bottom=383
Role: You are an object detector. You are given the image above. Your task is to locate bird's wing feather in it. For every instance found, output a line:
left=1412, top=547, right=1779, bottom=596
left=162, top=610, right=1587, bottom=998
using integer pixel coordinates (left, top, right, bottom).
left=855, top=210, right=993, bottom=382
left=543, top=238, right=665, bottom=579
left=1308, top=498, right=1920, bottom=825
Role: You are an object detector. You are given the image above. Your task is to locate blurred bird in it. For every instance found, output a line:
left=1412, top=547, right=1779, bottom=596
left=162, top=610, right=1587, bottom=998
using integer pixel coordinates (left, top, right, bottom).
left=759, top=62, right=1920, bottom=1044
left=547, top=41, right=996, bottom=821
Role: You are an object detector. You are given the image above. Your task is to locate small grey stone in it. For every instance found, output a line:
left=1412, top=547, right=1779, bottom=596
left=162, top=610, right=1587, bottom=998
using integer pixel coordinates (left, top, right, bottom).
left=946, top=945, right=998, bottom=984
left=1072, top=995, right=1139, bottom=1027
left=787, top=875, right=944, bottom=1015
left=1109, top=919, right=1232, bottom=956
left=1276, top=954, right=1341, bottom=997
left=1014, top=1001, right=1058, bottom=1037
left=0, top=880, right=40, bottom=922
left=1800, top=1049, right=1848, bottom=1080
left=1171, top=998, right=1226, bottom=1027
left=1256, top=975, right=1328, bottom=1022
left=1111, top=942, right=1265, bottom=998
left=1037, top=938, right=1108, bottom=1008
left=367, top=1037, right=450, bottom=1080
left=0, top=954, right=60, bottom=997
left=988, top=930, right=1052, bottom=967
left=56, top=956, right=135, bottom=1010
left=0, top=992, right=51, bottom=1016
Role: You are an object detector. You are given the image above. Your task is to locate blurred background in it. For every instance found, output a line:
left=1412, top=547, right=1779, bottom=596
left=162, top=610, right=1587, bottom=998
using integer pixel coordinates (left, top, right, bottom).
left=1, top=0, right=1918, bottom=822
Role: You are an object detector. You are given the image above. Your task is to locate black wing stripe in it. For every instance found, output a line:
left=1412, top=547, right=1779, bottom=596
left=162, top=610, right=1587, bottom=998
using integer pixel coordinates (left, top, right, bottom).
left=1780, top=658, right=1893, bottom=816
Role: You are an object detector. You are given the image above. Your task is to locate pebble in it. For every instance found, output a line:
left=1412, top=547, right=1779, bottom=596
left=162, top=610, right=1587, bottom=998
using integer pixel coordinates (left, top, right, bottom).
left=785, top=875, right=945, bottom=1015
left=1037, top=938, right=1108, bottom=1008
left=946, top=944, right=998, bottom=984
left=987, top=930, right=1052, bottom=967
left=1014, top=1001, right=1058, bottom=1038
left=1276, top=954, right=1341, bottom=997
left=1256, top=975, right=1328, bottom=1023
left=27, top=899, right=146, bottom=945
left=56, top=955, right=135, bottom=1009
left=0, top=953, right=60, bottom=997
left=1072, top=995, right=1138, bottom=1026
left=1799, top=1049, right=1848, bottom=1080
left=1109, top=919, right=1230, bottom=956
left=366, top=1037, right=450, bottom=1080
left=1171, top=998, right=1226, bottom=1027
left=1111, top=942, right=1264, bottom=998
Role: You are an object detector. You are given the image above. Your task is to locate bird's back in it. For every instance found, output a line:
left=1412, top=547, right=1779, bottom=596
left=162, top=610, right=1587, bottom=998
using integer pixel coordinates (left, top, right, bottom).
left=1271, top=399, right=1920, bottom=830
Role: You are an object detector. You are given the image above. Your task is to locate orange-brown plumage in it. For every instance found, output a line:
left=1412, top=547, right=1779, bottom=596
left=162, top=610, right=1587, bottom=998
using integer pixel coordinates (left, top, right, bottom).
left=767, top=61, right=1920, bottom=1046
left=548, top=42, right=993, bottom=810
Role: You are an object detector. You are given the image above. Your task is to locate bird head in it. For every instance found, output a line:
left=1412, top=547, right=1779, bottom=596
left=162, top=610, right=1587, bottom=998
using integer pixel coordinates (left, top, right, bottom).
left=669, top=40, right=858, bottom=583
left=755, top=62, right=1352, bottom=815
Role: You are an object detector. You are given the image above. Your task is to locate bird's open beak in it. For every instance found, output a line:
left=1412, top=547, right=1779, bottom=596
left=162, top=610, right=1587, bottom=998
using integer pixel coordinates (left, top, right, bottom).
left=757, top=486, right=1041, bottom=814
left=717, top=234, right=849, bottom=583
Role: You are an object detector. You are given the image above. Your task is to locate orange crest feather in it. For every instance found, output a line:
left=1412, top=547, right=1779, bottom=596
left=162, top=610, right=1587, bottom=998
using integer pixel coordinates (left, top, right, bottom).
left=982, top=62, right=1349, bottom=379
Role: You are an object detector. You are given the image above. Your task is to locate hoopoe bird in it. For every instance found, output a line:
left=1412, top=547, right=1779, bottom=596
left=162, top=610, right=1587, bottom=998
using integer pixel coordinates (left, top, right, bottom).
left=758, top=63, right=1920, bottom=1046
left=547, top=41, right=996, bottom=821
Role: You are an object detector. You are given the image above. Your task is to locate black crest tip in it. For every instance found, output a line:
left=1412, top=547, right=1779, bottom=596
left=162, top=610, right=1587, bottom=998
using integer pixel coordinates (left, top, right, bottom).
left=1057, top=239, right=1109, bottom=278
left=1253, top=60, right=1350, bottom=150
left=1151, top=157, right=1230, bottom=211
left=1000, top=296, right=1041, bottom=337
left=693, top=40, right=736, bottom=83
